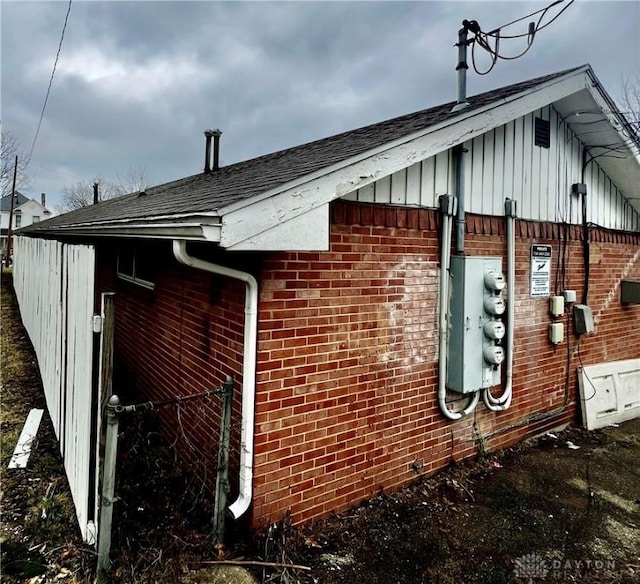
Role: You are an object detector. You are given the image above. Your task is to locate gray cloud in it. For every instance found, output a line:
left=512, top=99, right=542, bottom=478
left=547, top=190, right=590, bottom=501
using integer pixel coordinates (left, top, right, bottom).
left=2, top=1, right=638, bottom=211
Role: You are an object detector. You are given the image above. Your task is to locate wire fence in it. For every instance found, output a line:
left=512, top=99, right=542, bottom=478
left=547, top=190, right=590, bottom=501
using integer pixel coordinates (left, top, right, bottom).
left=103, top=377, right=243, bottom=581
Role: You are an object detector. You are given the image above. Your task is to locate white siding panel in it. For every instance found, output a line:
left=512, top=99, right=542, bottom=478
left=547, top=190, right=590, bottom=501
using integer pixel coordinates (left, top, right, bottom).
left=434, top=151, right=450, bottom=200
left=493, top=124, right=506, bottom=214
left=339, top=106, right=639, bottom=231
left=421, top=156, right=436, bottom=208
left=391, top=169, right=407, bottom=204
left=503, top=120, right=516, bottom=202
left=375, top=175, right=391, bottom=203
left=405, top=162, right=421, bottom=206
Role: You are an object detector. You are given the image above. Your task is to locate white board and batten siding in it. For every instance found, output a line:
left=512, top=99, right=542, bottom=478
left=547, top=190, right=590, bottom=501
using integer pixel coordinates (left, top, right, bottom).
left=13, top=236, right=98, bottom=544
left=343, top=105, right=640, bottom=232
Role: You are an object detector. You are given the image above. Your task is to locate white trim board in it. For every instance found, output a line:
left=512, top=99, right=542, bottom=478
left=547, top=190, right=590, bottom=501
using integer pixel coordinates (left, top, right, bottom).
left=8, top=408, right=44, bottom=469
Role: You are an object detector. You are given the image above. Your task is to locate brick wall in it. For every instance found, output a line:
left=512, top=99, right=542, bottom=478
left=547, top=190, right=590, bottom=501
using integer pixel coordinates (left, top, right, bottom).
left=95, top=240, right=247, bottom=497
left=90, top=203, right=639, bottom=531
left=252, top=201, right=640, bottom=526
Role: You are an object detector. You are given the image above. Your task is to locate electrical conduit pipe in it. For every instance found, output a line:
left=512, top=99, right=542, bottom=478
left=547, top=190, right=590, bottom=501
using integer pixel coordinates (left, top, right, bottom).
left=172, top=240, right=258, bottom=519
left=438, top=195, right=479, bottom=419
left=482, top=199, right=517, bottom=411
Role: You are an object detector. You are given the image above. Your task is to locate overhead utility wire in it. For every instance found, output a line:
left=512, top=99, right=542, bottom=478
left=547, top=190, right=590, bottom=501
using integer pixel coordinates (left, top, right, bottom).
left=26, top=0, right=73, bottom=166
left=469, top=0, right=574, bottom=76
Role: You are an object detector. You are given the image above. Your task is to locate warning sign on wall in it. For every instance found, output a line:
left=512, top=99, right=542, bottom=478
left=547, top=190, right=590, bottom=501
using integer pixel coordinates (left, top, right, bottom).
left=530, top=244, right=552, bottom=298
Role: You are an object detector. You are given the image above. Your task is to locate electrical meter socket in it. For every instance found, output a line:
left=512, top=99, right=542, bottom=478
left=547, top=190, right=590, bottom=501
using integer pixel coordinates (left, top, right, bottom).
left=483, top=345, right=505, bottom=365
left=484, top=296, right=506, bottom=316
left=483, top=320, right=505, bottom=340
left=484, top=270, right=506, bottom=292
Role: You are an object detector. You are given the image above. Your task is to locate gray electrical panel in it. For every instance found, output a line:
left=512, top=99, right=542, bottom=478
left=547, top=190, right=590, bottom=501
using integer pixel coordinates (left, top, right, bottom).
left=447, top=256, right=505, bottom=394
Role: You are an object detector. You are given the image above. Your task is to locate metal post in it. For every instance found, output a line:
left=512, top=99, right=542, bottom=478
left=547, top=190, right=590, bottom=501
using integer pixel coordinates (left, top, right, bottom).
left=213, top=376, right=234, bottom=543
left=96, top=395, right=120, bottom=582
left=4, top=156, right=18, bottom=267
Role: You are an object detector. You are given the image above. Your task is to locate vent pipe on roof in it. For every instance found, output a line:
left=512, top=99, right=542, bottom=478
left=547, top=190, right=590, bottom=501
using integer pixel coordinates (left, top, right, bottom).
left=204, top=129, right=223, bottom=173
left=93, top=182, right=99, bottom=205
left=41, top=193, right=46, bottom=208
left=452, top=21, right=474, bottom=112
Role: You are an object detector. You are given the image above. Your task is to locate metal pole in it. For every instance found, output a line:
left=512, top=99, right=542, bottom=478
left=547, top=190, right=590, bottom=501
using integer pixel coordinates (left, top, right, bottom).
left=96, top=395, right=121, bottom=582
left=4, top=156, right=19, bottom=267
left=213, top=376, right=234, bottom=543
left=452, top=25, right=470, bottom=112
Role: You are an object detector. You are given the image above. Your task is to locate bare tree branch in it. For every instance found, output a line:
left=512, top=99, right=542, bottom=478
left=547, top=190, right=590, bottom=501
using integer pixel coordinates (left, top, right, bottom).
left=60, top=167, right=149, bottom=211
left=621, top=73, right=640, bottom=142
left=1, top=130, right=30, bottom=197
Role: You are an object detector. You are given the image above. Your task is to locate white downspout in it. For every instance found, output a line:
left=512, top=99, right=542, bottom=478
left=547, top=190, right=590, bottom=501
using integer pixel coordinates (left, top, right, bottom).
left=482, top=199, right=516, bottom=411
left=172, top=239, right=258, bottom=520
left=438, top=195, right=479, bottom=420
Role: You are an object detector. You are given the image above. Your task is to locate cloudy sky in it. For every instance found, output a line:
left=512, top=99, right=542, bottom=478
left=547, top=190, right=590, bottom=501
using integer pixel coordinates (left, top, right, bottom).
left=2, top=0, right=639, bottom=212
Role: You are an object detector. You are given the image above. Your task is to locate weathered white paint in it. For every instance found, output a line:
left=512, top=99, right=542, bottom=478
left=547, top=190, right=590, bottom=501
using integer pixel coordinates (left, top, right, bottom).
left=346, top=104, right=640, bottom=232
left=578, top=359, right=640, bottom=430
left=226, top=204, right=329, bottom=251
left=13, top=236, right=97, bottom=543
left=218, top=70, right=596, bottom=249
left=7, top=408, right=44, bottom=469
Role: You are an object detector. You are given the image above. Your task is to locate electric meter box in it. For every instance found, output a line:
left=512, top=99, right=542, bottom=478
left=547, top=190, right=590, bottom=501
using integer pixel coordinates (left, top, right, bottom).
left=447, top=255, right=504, bottom=394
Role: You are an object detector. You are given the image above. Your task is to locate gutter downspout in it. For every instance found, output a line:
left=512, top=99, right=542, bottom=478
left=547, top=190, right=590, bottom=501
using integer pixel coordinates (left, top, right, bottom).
left=482, top=199, right=516, bottom=411
left=172, top=240, right=258, bottom=520
left=438, top=194, right=479, bottom=420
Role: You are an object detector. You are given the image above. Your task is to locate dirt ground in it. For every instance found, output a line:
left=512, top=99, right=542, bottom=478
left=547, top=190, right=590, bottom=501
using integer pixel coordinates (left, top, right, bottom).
left=1, top=271, right=639, bottom=583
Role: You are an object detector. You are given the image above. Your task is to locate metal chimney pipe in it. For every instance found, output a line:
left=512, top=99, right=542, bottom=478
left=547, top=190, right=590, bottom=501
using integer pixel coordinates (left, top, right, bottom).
left=212, top=129, right=222, bottom=171
left=204, top=129, right=214, bottom=173
left=41, top=193, right=46, bottom=208
left=93, top=182, right=99, bottom=205
left=452, top=22, right=471, bottom=112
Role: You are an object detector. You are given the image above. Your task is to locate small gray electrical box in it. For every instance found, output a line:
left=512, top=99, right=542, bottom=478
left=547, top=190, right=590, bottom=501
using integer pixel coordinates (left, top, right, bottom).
left=621, top=280, right=640, bottom=305
left=573, top=304, right=594, bottom=334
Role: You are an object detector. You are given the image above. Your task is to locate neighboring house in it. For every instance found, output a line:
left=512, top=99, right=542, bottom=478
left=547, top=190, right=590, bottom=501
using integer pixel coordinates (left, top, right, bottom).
left=1, top=191, right=51, bottom=259
left=13, top=64, right=640, bottom=541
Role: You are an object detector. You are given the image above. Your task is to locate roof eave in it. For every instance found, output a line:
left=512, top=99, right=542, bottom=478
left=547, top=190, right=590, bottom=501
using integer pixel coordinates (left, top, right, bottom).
left=21, top=214, right=222, bottom=242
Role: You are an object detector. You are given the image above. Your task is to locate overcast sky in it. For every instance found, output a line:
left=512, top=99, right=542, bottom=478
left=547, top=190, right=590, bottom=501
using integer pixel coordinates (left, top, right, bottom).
left=2, top=0, right=639, bottom=212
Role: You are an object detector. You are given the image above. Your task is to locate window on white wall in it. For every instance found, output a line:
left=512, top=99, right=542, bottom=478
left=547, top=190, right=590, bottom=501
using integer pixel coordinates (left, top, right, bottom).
left=14, top=213, right=21, bottom=228
left=32, top=216, right=40, bottom=223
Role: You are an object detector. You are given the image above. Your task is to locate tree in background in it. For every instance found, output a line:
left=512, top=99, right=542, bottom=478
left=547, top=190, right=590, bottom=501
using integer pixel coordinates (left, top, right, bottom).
left=60, top=166, right=148, bottom=211
left=621, top=73, right=639, bottom=141
left=0, top=130, right=30, bottom=198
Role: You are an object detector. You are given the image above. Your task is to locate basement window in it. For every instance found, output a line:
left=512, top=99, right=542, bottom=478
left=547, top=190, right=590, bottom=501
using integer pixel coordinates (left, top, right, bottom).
left=117, top=242, right=158, bottom=290
left=534, top=117, right=551, bottom=148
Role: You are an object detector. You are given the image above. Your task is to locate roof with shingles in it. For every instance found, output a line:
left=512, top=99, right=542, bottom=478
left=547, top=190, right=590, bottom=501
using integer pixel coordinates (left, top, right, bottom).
left=1, top=192, right=29, bottom=212
left=23, top=67, right=582, bottom=233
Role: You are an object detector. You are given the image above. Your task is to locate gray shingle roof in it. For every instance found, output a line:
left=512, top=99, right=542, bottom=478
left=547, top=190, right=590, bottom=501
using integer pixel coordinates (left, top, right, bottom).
left=23, top=67, right=582, bottom=234
left=1, top=192, right=29, bottom=212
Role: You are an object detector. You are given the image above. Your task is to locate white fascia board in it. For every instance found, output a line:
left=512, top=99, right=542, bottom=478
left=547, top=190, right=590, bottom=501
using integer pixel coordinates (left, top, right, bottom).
left=220, top=69, right=590, bottom=249
left=226, top=204, right=329, bottom=251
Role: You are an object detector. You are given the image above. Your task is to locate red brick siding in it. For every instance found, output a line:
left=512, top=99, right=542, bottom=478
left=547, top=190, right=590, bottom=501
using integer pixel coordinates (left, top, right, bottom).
left=94, top=241, right=246, bottom=495
left=91, top=203, right=639, bottom=530
left=252, top=201, right=640, bottom=526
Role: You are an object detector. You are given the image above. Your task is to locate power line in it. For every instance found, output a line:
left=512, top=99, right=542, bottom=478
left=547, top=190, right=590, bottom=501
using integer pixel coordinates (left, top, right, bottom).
left=467, top=0, right=575, bottom=76
left=26, top=0, right=73, bottom=166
